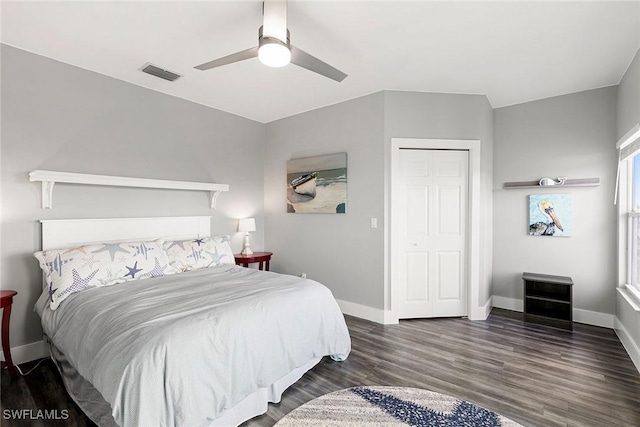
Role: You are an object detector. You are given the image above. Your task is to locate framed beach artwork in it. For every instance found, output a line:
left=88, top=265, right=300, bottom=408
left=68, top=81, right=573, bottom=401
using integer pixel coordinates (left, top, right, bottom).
left=286, top=153, right=347, bottom=214
left=528, top=194, right=573, bottom=237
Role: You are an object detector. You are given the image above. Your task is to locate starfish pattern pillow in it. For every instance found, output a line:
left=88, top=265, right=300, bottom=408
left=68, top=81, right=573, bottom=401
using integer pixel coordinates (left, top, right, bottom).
left=34, top=239, right=176, bottom=310
left=164, top=236, right=235, bottom=272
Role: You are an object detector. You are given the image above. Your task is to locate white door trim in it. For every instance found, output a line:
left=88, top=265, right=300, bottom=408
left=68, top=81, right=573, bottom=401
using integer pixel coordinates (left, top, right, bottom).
left=388, top=138, right=482, bottom=322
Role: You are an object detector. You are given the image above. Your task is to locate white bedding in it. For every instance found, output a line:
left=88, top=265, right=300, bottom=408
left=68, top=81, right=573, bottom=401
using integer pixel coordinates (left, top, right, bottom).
left=37, top=264, right=351, bottom=426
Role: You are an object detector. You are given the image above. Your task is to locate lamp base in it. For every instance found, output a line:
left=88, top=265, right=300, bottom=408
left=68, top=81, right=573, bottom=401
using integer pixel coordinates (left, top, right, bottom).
left=242, top=233, right=253, bottom=256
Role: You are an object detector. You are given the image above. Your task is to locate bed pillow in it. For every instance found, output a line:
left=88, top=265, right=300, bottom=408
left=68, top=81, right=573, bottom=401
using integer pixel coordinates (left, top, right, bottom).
left=164, top=236, right=235, bottom=272
left=34, top=239, right=176, bottom=310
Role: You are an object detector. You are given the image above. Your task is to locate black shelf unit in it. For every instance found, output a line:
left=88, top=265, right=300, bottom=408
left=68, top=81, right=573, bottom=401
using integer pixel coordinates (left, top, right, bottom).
left=523, top=272, right=573, bottom=330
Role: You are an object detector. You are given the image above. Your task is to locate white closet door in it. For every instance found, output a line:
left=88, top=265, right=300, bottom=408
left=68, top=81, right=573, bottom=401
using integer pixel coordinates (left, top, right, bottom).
left=397, top=149, right=468, bottom=319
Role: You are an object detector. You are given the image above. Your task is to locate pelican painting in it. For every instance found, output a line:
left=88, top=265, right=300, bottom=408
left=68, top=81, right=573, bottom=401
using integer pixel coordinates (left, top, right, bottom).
left=529, top=194, right=573, bottom=237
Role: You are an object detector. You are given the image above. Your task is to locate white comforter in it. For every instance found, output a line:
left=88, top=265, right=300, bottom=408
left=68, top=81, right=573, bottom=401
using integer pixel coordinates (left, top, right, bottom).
left=39, top=264, right=351, bottom=426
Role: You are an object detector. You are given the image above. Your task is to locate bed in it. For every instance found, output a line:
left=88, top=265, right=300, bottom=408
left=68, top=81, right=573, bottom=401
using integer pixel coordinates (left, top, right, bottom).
left=33, top=216, right=351, bottom=427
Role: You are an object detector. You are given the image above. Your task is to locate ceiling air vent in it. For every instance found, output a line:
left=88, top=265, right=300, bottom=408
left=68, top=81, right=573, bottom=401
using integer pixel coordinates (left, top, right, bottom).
left=140, top=63, right=182, bottom=82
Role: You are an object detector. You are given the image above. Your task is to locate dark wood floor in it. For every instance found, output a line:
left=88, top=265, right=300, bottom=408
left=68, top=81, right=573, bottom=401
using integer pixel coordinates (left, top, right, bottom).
left=2, top=309, right=639, bottom=427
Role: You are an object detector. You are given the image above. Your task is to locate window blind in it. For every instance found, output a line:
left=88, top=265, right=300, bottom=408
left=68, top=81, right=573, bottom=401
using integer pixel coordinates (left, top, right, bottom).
left=618, top=124, right=640, bottom=160
left=621, top=137, right=640, bottom=161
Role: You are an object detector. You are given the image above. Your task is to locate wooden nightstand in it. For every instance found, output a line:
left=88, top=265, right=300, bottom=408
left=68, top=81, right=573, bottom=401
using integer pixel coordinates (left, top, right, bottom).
left=1, top=290, right=18, bottom=380
left=235, top=252, right=273, bottom=271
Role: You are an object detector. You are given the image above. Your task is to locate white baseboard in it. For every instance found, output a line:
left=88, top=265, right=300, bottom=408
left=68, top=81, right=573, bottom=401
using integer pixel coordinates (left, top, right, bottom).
left=1, top=340, right=47, bottom=365
left=337, top=299, right=489, bottom=324
left=475, top=297, right=492, bottom=320
left=336, top=299, right=398, bottom=325
left=492, top=295, right=523, bottom=312
left=573, top=308, right=614, bottom=328
left=491, top=295, right=614, bottom=328
left=614, top=317, right=640, bottom=373
left=468, top=297, right=492, bottom=320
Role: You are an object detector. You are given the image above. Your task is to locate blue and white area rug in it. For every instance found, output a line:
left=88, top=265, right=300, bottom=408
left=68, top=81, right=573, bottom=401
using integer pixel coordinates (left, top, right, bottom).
left=274, top=386, right=523, bottom=426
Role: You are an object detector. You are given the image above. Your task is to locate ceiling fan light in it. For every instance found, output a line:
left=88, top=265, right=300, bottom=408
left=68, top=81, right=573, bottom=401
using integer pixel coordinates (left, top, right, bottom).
left=258, top=40, right=291, bottom=68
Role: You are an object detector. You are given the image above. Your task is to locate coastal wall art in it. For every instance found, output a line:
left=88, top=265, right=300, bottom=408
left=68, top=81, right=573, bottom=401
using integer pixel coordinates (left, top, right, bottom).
left=286, top=153, right=347, bottom=214
left=528, top=194, right=573, bottom=237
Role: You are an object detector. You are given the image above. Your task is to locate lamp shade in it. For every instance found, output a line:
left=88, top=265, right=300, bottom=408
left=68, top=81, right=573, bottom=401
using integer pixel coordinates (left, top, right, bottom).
left=238, top=218, right=256, bottom=233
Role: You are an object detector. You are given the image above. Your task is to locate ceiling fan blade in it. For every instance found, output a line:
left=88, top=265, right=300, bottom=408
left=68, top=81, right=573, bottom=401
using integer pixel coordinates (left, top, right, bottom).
left=290, top=46, right=347, bottom=82
left=262, top=0, right=288, bottom=42
left=194, top=46, right=259, bottom=71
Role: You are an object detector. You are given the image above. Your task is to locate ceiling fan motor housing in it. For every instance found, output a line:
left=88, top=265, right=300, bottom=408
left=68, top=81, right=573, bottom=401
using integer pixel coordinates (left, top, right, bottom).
left=258, top=25, right=291, bottom=67
left=258, top=25, right=290, bottom=49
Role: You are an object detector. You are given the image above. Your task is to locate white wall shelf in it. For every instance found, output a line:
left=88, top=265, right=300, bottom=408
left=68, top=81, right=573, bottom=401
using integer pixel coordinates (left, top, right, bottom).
left=29, top=170, right=229, bottom=209
left=503, top=177, right=600, bottom=189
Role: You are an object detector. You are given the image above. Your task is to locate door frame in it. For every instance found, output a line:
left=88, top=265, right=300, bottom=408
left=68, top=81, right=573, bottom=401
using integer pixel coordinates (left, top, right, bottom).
left=387, top=138, right=481, bottom=322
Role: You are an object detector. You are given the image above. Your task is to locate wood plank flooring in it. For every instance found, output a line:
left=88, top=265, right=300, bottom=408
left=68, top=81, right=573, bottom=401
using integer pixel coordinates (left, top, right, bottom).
left=2, top=309, right=639, bottom=426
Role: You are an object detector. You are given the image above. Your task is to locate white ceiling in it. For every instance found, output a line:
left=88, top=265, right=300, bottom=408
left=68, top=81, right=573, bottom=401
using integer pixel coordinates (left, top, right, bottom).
left=2, top=1, right=639, bottom=123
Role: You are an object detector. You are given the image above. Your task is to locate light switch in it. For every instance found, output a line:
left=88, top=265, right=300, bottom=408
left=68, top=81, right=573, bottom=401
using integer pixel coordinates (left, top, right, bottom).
left=370, top=217, right=378, bottom=228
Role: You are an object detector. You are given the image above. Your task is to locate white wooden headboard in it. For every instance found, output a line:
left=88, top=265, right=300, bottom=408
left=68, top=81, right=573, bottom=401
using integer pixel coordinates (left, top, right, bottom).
left=40, top=216, right=212, bottom=250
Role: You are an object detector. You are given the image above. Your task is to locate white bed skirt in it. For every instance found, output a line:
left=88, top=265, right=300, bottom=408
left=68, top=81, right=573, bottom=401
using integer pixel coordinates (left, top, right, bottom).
left=48, top=336, right=322, bottom=427
left=210, top=357, right=322, bottom=426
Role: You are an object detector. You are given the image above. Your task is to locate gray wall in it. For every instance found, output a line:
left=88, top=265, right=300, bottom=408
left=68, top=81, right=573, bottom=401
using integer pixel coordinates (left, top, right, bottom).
left=616, top=49, right=640, bottom=360
left=264, top=92, right=386, bottom=308
left=1, top=45, right=266, bottom=348
left=617, top=49, right=640, bottom=140
left=493, top=86, right=618, bottom=314
left=383, top=91, right=494, bottom=309
left=264, top=90, right=493, bottom=313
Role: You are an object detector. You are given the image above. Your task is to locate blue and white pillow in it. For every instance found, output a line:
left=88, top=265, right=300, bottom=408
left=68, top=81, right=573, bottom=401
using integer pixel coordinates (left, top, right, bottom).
left=34, top=239, right=176, bottom=310
left=164, top=236, right=235, bottom=272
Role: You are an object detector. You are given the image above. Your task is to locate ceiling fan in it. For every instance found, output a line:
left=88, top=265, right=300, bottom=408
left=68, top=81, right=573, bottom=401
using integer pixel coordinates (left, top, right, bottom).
left=194, top=0, right=347, bottom=82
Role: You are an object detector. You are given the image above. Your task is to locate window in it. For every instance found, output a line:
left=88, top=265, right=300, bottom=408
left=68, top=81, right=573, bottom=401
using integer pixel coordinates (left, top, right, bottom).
left=629, top=154, right=640, bottom=292
left=634, top=154, right=640, bottom=211
left=631, top=214, right=639, bottom=289
left=627, top=154, right=640, bottom=291
left=618, top=125, right=640, bottom=302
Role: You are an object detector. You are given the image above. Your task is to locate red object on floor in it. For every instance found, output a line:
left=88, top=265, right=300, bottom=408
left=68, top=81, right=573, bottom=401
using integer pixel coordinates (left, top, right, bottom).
left=1, top=290, right=18, bottom=380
